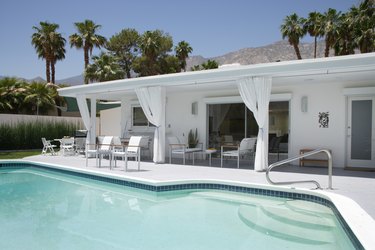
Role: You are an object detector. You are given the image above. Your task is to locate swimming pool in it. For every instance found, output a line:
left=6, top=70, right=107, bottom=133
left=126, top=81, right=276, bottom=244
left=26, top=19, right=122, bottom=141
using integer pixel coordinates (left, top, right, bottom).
left=0, top=164, right=363, bottom=249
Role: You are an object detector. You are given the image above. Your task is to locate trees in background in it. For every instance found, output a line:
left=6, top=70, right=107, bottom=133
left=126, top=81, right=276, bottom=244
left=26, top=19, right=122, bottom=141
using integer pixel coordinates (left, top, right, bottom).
left=0, top=78, right=57, bottom=115
left=175, top=41, right=193, bottom=72
left=106, top=28, right=140, bottom=78
left=281, top=0, right=374, bottom=59
left=69, top=20, right=107, bottom=84
left=280, top=13, right=306, bottom=60
left=191, top=59, right=219, bottom=71
left=85, top=52, right=125, bottom=82
left=31, top=21, right=66, bottom=83
left=133, top=30, right=181, bottom=76
left=304, top=12, right=324, bottom=58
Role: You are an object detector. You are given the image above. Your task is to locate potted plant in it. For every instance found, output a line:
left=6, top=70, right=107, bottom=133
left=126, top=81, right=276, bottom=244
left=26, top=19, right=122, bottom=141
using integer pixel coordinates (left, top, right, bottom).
left=188, top=128, right=199, bottom=148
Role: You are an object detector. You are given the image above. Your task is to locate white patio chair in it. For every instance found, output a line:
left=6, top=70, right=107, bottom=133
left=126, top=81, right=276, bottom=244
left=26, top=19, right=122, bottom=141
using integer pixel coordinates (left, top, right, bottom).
left=168, top=136, right=202, bottom=165
left=41, top=137, right=57, bottom=155
left=112, top=136, right=142, bottom=171
left=221, top=137, right=256, bottom=168
left=86, top=136, right=113, bottom=167
left=60, top=137, right=75, bottom=156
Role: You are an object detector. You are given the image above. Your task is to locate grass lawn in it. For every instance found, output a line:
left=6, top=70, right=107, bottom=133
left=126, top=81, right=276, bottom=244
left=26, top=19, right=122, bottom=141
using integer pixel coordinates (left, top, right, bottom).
left=0, top=150, right=41, bottom=159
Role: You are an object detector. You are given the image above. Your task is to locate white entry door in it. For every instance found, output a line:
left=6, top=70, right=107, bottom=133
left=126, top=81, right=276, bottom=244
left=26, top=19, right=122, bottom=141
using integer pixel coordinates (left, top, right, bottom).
left=347, top=96, right=375, bottom=168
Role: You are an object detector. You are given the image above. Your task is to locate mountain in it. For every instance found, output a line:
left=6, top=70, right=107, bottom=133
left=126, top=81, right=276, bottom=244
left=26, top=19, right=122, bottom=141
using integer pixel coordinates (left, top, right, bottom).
left=186, top=40, right=327, bottom=70
left=56, top=74, right=84, bottom=86
left=1, top=40, right=330, bottom=84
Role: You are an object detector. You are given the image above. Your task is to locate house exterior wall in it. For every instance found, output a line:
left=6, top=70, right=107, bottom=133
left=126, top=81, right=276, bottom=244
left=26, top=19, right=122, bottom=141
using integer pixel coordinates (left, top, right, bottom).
left=100, top=107, right=122, bottom=136
left=99, top=80, right=375, bottom=168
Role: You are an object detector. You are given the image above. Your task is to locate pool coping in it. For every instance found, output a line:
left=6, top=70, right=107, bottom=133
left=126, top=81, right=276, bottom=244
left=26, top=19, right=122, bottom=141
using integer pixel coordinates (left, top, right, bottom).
left=1, top=159, right=374, bottom=249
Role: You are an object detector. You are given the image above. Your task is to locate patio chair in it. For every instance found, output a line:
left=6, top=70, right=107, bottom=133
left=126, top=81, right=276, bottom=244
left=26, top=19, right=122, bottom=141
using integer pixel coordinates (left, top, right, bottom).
left=112, top=136, right=142, bottom=171
left=221, top=137, right=256, bottom=168
left=60, top=137, right=75, bottom=156
left=41, top=137, right=57, bottom=155
left=86, top=136, right=113, bottom=167
left=168, top=136, right=202, bottom=165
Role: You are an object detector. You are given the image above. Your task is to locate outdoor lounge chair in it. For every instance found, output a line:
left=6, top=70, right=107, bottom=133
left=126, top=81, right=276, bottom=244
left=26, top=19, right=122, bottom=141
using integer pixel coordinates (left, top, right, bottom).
left=41, top=137, right=57, bottom=155
left=112, top=136, right=142, bottom=171
left=86, top=136, right=113, bottom=167
left=168, top=136, right=202, bottom=165
left=221, top=137, right=256, bottom=168
left=60, top=137, right=75, bottom=156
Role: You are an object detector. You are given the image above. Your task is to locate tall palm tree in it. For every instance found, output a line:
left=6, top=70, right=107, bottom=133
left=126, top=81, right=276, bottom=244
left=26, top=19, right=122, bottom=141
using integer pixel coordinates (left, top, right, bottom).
left=24, top=82, right=55, bottom=115
left=175, top=41, right=193, bottom=72
left=85, top=52, right=125, bottom=83
left=304, top=12, right=324, bottom=58
left=334, top=12, right=356, bottom=56
left=31, top=22, right=66, bottom=83
left=322, top=8, right=342, bottom=57
left=351, top=0, right=375, bottom=53
left=280, top=13, right=306, bottom=60
left=69, top=20, right=107, bottom=84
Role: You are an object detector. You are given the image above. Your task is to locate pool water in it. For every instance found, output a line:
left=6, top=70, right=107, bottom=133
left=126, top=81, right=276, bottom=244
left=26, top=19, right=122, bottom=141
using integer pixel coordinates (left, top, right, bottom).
left=0, top=168, right=357, bottom=250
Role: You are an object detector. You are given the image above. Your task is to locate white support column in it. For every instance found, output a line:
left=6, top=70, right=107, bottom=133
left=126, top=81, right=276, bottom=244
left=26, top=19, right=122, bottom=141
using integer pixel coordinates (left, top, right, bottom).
left=90, top=97, right=97, bottom=145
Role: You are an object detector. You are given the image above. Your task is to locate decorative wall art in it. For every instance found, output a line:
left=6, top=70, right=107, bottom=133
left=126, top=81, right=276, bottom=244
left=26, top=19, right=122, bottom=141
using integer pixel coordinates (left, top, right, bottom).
left=318, top=112, right=329, bottom=128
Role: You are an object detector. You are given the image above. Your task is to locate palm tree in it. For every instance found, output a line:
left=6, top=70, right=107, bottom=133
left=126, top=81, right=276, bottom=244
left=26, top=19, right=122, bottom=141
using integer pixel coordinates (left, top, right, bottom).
left=85, top=52, right=125, bottom=83
left=31, top=22, right=66, bottom=83
left=322, top=8, right=342, bottom=57
left=351, top=0, right=375, bottom=53
left=24, top=82, right=55, bottom=115
left=175, top=41, right=193, bottom=72
left=334, top=12, right=356, bottom=56
left=280, top=13, right=306, bottom=60
left=69, top=20, right=107, bottom=84
left=0, top=78, right=26, bottom=113
left=304, top=12, right=324, bottom=58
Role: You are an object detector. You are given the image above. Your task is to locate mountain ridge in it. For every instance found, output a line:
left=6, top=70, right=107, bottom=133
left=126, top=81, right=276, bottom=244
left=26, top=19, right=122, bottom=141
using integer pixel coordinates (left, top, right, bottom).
left=1, top=40, right=328, bottom=86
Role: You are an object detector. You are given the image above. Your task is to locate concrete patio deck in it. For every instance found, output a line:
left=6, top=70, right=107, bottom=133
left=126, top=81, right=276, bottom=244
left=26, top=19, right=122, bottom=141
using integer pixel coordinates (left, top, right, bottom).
left=22, top=153, right=375, bottom=220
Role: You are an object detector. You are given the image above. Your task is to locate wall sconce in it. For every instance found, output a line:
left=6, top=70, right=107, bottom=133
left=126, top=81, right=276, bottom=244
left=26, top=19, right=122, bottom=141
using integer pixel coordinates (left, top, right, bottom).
left=301, top=96, right=308, bottom=113
left=191, top=102, right=198, bottom=115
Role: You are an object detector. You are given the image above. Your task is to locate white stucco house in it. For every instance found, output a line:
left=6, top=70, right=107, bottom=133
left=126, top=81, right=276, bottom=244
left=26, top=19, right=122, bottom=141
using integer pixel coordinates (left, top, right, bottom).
left=58, top=53, right=375, bottom=171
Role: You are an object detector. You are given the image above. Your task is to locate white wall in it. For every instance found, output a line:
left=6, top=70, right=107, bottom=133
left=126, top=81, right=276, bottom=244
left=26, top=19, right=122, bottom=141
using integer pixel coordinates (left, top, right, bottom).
left=285, top=83, right=347, bottom=167
left=100, top=107, right=122, bottom=136
left=99, top=80, right=374, bottom=168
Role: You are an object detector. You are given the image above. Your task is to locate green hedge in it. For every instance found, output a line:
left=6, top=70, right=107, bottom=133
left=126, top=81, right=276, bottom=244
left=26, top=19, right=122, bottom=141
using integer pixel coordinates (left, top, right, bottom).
left=0, top=120, right=81, bottom=150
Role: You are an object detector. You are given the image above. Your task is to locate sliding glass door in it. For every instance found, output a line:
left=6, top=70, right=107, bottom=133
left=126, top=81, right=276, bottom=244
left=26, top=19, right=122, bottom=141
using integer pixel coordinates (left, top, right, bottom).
left=207, top=101, right=289, bottom=151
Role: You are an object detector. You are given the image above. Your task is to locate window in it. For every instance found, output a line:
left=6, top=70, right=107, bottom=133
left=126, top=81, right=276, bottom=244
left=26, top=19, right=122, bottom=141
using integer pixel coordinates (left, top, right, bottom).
left=132, top=106, right=148, bottom=126
left=132, top=106, right=155, bottom=127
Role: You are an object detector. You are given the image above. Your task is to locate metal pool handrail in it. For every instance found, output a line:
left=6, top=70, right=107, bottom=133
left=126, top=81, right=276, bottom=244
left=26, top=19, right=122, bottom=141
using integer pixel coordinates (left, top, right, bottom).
left=266, top=148, right=333, bottom=190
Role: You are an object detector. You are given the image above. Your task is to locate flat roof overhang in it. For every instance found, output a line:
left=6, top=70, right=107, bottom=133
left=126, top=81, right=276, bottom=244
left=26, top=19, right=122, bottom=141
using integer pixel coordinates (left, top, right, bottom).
left=58, top=53, right=375, bottom=100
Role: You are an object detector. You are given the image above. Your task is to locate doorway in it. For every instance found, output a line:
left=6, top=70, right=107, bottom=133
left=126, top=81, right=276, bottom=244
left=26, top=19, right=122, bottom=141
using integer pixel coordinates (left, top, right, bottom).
left=347, top=96, right=375, bottom=168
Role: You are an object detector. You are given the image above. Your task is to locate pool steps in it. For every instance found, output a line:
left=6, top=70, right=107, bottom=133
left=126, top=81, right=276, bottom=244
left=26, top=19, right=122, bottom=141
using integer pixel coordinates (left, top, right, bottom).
left=238, top=205, right=335, bottom=245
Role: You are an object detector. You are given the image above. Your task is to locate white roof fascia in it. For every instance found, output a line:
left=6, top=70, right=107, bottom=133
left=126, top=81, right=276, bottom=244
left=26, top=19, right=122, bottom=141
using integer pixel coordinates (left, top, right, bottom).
left=58, top=53, right=375, bottom=98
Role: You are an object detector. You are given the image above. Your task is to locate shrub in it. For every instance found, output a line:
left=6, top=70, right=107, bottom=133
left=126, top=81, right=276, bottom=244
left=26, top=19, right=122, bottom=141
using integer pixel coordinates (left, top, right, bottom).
left=0, top=120, right=81, bottom=150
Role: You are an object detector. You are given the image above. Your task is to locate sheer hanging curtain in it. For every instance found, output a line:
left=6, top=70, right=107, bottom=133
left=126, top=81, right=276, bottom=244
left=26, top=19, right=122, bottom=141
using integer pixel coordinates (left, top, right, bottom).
left=237, top=77, right=272, bottom=171
left=135, top=86, right=166, bottom=163
left=76, top=94, right=92, bottom=144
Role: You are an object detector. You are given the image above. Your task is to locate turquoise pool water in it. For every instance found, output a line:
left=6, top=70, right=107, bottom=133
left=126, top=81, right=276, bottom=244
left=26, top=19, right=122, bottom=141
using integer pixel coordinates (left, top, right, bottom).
left=0, top=167, right=357, bottom=249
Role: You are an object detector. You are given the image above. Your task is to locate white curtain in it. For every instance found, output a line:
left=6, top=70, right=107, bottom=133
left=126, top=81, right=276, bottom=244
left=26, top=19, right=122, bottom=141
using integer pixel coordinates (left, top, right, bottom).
left=237, top=77, right=272, bottom=171
left=135, top=86, right=166, bottom=163
left=76, top=95, right=93, bottom=145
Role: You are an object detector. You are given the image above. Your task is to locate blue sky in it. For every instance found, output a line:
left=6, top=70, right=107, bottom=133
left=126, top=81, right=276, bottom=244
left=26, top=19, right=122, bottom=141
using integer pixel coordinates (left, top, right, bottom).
left=0, top=0, right=357, bottom=80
